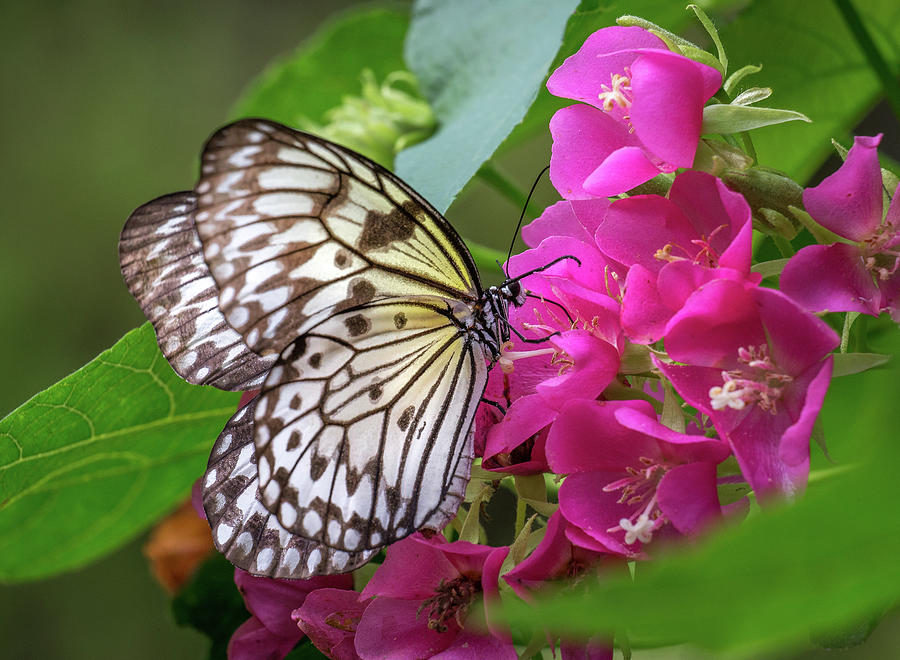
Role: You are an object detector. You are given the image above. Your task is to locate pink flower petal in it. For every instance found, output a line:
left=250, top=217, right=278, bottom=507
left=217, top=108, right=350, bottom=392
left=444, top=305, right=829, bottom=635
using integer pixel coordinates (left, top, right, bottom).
left=558, top=471, right=644, bottom=558
left=620, top=263, right=671, bottom=344
left=431, top=629, right=518, bottom=659
left=664, top=279, right=765, bottom=368
left=656, top=462, right=721, bottom=535
left=803, top=134, right=884, bottom=241
left=536, top=331, right=619, bottom=409
left=293, top=588, right=367, bottom=660
left=778, top=358, right=833, bottom=470
left=780, top=242, right=880, bottom=316
left=754, top=286, right=840, bottom=376
left=361, top=536, right=457, bottom=600
left=596, top=193, right=696, bottom=272
left=583, top=145, right=663, bottom=198
left=354, top=597, right=457, bottom=660
left=630, top=51, right=718, bottom=167
left=546, top=400, right=659, bottom=474
left=228, top=615, right=297, bottom=660
left=546, top=26, right=665, bottom=104
left=549, top=105, right=633, bottom=199
left=234, top=569, right=352, bottom=639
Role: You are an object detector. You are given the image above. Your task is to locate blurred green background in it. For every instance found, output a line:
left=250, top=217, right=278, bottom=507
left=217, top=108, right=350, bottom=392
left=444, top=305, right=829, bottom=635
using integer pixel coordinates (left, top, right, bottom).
left=2, top=1, right=899, bottom=658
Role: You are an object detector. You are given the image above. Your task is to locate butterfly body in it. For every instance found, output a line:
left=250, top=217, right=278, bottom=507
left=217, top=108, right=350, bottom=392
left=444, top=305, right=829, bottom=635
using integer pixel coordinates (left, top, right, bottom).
left=120, top=118, right=530, bottom=578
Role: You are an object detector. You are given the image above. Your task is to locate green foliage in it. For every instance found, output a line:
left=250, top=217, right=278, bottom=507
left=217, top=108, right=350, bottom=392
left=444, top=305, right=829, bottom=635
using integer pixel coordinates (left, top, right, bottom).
left=394, top=0, right=583, bottom=213
left=232, top=7, right=409, bottom=131
left=0, top=325, right=238, bottom=581
left=719, top=0, right=900, bottom=183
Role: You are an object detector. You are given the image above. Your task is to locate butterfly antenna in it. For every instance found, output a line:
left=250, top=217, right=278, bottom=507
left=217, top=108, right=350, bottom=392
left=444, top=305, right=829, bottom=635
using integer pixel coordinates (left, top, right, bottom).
left=504, top=165, right=550, bottom=277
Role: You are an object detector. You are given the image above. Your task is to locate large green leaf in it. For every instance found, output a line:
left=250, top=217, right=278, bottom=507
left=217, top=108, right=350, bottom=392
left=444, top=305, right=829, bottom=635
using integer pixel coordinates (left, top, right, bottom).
left=395, top=0, right=582, bottom=214
left=719, top=0, right=900, bottom=183
left=505, top=326, right=900, bottom=653
left=0, top=324, right=238, bottom=582
left=232, top=6, right=409, bottom=127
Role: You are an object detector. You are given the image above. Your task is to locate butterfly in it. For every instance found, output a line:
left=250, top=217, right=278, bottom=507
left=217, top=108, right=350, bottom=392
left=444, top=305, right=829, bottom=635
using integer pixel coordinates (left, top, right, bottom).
left=119, top=118, right=567, bottom=578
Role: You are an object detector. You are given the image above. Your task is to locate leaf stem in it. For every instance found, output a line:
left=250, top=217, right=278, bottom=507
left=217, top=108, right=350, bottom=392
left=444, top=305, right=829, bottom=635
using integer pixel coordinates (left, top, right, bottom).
left=465, top=239, right=507, bottom=275
left=833, top=0, right=900, bottom=122
left=773, top=235, right=795, bottom=258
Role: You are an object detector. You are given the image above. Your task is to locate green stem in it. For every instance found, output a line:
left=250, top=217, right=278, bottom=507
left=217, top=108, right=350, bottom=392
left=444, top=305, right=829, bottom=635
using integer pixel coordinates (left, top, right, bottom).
left=833, top=0, right=900, bottom=122
left=739, top=131, right=758, bottom=163
left=465, top=239, right=507, bottom=275
left=514, top=495, right=526, bottom=538
left=840, top=313, right=852, bottom=353
left=773, top=235, right=795, bottom=258
left=476, top=163, right=543, bottom=218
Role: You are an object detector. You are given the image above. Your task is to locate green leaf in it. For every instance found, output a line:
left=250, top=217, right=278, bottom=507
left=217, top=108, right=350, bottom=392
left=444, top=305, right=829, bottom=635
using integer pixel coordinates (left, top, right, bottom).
left=232, top=7, right=409, bottom=128
left=718, top=0, right=900, bottom=183
left=832, top=352, right=891, bottom=377
left=503, top=329, right=900, bottom=653
left=0, top=324, right=238, bottom=582
left=395, top=0, right=582, bottom=214
left=702, top=103, right=811, bottom=134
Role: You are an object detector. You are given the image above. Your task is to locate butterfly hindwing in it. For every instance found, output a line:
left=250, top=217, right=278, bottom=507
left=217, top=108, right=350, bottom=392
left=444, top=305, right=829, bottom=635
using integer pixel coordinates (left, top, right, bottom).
left=252, top=297, right=486, bottom=554
left=193, top=119, right=481, bottom=354
left=119, top=192, right=276, bottom=390
left=203, top=396, right=378, bottom=578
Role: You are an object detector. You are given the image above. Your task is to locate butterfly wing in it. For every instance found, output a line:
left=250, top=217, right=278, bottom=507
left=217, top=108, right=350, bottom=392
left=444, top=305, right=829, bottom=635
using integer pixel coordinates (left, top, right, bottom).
left=122, top=119, right=492, bottom=575
left=203, top=395, right=378, bottom=578
left=192, top=118, right=481, bottom=354
left=119, top=192, right=276, bottom=390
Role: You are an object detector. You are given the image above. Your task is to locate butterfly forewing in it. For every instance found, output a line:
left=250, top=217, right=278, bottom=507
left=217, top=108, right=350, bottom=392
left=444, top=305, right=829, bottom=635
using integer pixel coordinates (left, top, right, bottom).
left=193, top=119, right=480, bottom=354
left=253, top=297, right=485, bottom=553
left=203, top=396, right=378, bottom=577
left=119, top=192, right=276, bottom=390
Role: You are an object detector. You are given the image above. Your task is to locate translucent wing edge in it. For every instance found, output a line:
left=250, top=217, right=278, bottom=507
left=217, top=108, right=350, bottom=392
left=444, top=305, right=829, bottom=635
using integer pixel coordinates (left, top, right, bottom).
left=119, top=191, right=275, bottom=390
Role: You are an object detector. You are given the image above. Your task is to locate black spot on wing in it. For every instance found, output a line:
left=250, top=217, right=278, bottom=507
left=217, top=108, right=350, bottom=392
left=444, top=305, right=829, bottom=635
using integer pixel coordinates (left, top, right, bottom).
left=397, top=405, right=415, bottom=431
left=357, top=201, right=418, bottom=251
left=344, top=314, right=371, bottom=337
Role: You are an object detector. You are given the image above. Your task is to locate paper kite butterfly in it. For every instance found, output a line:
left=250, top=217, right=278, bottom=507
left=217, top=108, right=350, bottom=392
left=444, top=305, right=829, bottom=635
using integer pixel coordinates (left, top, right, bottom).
left=119, top=118, right=562, bottom=578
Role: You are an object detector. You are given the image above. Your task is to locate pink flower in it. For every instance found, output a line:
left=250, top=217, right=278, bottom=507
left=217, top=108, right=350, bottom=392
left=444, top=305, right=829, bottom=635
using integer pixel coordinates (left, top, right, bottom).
left=781, top=134, right=900, bottom=321
left=229, top=568, right=353, bottom=660
left=656, top=280, right=838, bottom=497
left=546, top=400, right=731, bottom=557
left=354, top=533, right=514, bottom=660
left=595, top=171, right=757, bottom=343
left=547, top=26, right=721, bottom=198
left=293, top=588, right=369, bottom=660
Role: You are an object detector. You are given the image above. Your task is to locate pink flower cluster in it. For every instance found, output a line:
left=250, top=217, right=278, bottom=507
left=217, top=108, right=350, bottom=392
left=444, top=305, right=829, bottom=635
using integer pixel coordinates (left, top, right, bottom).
left=218, top=24, right=900, bottom=660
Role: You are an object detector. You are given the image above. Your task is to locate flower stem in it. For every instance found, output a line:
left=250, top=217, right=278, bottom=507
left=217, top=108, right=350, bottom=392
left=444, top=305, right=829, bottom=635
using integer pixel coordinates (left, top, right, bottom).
left=833, top=0, right=900, bottom=122
left=476, top=163, right=543, bottom=219
left=840, top=313, right=852, bottom=353
left=514, top=495, right=527, bottom=538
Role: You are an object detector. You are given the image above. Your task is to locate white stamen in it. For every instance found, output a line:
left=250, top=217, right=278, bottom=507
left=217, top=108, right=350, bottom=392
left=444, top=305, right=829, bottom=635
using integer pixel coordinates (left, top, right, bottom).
left=619, top=513, right=655, bottom=545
